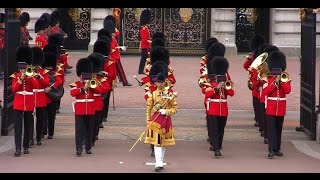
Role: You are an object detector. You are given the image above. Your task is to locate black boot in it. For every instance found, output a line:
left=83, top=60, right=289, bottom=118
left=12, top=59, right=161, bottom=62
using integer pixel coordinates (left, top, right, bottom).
left=274, top=151, right=283, bottom=157
left=14, top=149, right=21, bottom=157
left=268, top=150, right=274, bottom=159
left=23, top=149, right=29, bottom=154
left=214, top=150, right=221, bottom=157
left=264, top=138, right=268, bottom=144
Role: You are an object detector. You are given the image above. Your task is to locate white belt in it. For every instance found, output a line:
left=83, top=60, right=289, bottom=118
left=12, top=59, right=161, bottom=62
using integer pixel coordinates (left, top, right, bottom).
left=76, top=99, right=94, bottom=102
left=16, top=91, right=33, bottom=95
left=267, top=97, right=286, bottom=101
left=33, top=89, right=45, bottom=92
left=93, top=94, right=101, bottom=97
left=207, top=99, right=227, bottom=103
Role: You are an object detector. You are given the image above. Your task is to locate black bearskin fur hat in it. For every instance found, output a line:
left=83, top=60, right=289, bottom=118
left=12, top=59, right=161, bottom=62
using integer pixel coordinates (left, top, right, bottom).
left=267, top=51, right=287, bottom=72
left=16, top=45, right=33, bottom=65
left=207, top=56, right=229, bottom=76
left=31, top=47, right=44, bottom=66
left=207, top=42, right=226, bottom=60
left=140, top=9, right=152, bottom=26
left=149, top=61, right=168, bottom=83
left=76, top=58, right=93, bottom=77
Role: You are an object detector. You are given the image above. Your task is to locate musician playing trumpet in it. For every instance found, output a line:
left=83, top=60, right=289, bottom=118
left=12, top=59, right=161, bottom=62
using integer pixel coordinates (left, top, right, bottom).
left=11, top=45, right=39, bottom=157
left=263, top=51, right=291, bottom=159
left=205, top=57, right=234, bottom=157
left=70, top=58, right=103, bottom=156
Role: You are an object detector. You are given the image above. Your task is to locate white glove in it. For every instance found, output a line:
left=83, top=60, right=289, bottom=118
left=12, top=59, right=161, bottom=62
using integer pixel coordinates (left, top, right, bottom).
left=119, top=46, right=127, bottom=51
left=159, top=109, right=166, bottom=115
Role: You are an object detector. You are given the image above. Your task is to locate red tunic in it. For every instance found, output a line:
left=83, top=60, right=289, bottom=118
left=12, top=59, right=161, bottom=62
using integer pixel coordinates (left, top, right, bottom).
left=264, top=76, right=291, bottom=116
left=35, top=34, right=48, bottom=49
left=33, top=67, right=50, bottom=107
left=139, top=26, right=151, bottom=49
left=0, top=28, right=5, bottom=49
left=70, top=81, right=102, bottom=115
left=103, top=58, right=117, bottom=86
left=110, top=37, right=120, bottom=62
left=243, top=52, right=254, bottom=70
left=11, top=72, right=38, bottom=111
left=205, top=81, right=235, bottom=116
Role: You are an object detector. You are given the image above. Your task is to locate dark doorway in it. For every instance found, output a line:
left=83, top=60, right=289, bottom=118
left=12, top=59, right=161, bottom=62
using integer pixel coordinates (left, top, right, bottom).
left=235, top=8, right=270, bottom=52
left=57, top=8, right=90, bottom=50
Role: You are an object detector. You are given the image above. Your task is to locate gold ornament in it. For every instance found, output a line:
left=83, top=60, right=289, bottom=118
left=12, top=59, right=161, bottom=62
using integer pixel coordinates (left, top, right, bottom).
left=179, top=8, right=193, bottom=23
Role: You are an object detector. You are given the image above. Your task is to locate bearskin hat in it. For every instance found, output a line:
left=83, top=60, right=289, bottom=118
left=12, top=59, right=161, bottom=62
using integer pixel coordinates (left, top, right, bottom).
left=50, top=14, right=58, bottom=27
left=51, top=10, right=60, bottom=20
left=43, top=44, right=59, bottom=55
left=207, top=57, right=229, bottom=76
left=87, top=53, right=103, bottom=73
left=140, top=9, right=152, bottom=26
left=150, top=46, right=169, bottom=65
left=152, top=32, right=165, bottom=41
left=149, top=61, right=168, bottom=83
left=76, top=58, right=93, bottom=77
left=95, top=52, right=106, bottom=71
left=104, top=15, right=116, bottom=26
left=0, top=13, right=5, bottom=23
left=43, top=52, right=58, bottom=70
left=207, top=42, right=226, bottom=60
left=205, top=37, right=219, bottom=53
left=263, top=44, right=279, bottom=54
left=267, top=51, right=286, bottom=72
left=19, top=12, right=29, bottom=27
left=16, top=45, right=33, bottom=65
left=103, top=19, right=115, bottom=34
left=98, top=28, right=112, bottom=40
left=34, top=18, right=47, bottom=33
left=93, top=40, right=110, bottom=56
left=98, top=35, right=111, bottom=46
left=40, top=13, right=51, bottom=28
left=257, top=43, right=268, bottom=55
left=151, top=38, right=165, bottom=48
left=250, top=34, right=265, bottom=52
left=31, top=47, right=44, bottom=66
left=48, top=33, right=64, bottom=46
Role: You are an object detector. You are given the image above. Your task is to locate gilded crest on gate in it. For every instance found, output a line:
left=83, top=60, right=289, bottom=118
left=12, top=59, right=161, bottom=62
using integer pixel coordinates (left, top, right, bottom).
left=179, top=8, right=193, bottom=23
left=68, top=8, right=80, bottom=22
left=134, top=8, right=144, bottom=21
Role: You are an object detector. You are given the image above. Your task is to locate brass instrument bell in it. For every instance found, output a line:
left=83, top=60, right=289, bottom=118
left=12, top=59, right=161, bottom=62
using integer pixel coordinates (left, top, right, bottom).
left=224, top=80, right=233, bottom=90
left=249, top=52, right=268, bottom=70
left=89, top=77, right=99, bottom=89
left=23, top=65, right=34, bottom=77
left=280, top=72, right=289, bottom=83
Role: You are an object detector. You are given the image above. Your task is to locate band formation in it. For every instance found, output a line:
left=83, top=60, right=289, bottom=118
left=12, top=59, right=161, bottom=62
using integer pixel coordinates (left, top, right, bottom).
left=0, top=9, right=291, bottom=172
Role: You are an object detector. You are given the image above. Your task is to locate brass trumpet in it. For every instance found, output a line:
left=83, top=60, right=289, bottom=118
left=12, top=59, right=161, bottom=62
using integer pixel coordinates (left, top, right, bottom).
left=21, top=65, right=35, bottom=77
left=280, top=71, right=290, bottom=83
left=89, top=77, right=99, bottom=89
left=224, top=80, right=233, bottom=90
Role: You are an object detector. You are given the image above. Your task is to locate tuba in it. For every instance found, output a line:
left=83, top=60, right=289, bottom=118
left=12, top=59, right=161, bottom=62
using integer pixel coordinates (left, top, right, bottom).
left=247, top=52, right=268, bottom=89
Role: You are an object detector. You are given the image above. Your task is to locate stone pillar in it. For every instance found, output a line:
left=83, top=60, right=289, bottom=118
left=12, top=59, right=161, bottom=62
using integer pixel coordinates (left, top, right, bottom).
left=88, top=8, right=112, bottom=54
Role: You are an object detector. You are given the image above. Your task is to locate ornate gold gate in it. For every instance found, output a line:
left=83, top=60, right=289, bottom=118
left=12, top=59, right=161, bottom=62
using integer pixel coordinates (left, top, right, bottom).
left=120, top=8, right=211, bottom=55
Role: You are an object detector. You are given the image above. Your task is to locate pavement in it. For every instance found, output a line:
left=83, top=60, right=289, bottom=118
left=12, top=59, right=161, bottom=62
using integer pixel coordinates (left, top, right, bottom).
left=0, top=52, right=320, bottom=172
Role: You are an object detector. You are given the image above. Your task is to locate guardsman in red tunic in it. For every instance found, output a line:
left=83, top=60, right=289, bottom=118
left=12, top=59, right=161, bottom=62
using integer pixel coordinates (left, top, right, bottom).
left=243, top=34, right=266, bottom=127
left=264, top=51, right=291, bottom=159
left=42, top=49, right=63, bottom=139
left=19, top=12, right=32, bottom=46
left=70, top=58, right=103, bottom=156
left=0, top=13, right=5, bottom=80
left=35, top=18, right=48, bottom=49
left=30, top=47, right=50, bottom=146
left=258, top=45, right=280, bottom=144
left=87, top=53, right=111, bottom=145
left=93, top=40, right=117, bottom=123
left=104, top=19, right=132, bottom=86
left=138, top=9, right=152, bottom=74
left=40, top=13, right=52, bottom=40
left=205, top=57, right=234, bottom=157
left=11, top=45, right=38, bottom=157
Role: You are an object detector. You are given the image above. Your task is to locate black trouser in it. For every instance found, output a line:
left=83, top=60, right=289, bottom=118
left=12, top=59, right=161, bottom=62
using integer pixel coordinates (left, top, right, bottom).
left=47, top=101, right=57, bottom=136
left=75, top=115, right=94, bottom=151
left=138, top=48, right=148, bottom=74
left=259, top=103, right=267, bottom=138
left=267, top=115, right=284, bottom=152
left=208, top=115, right=227, bottom=151
left=116, top=60, right=129, bottom=85
left=103, top=91, right=112, bottom=120
left=93, top=110, right=103, bottom=143
left=253, top=97, right=260, bottom=125
left=14, top=110, right=33, bottom=150
left=34, top=107, right=46, bottom=142
left=56, top=99, right=61, bottom=111
left=206, top=114, right=210, bottom=141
